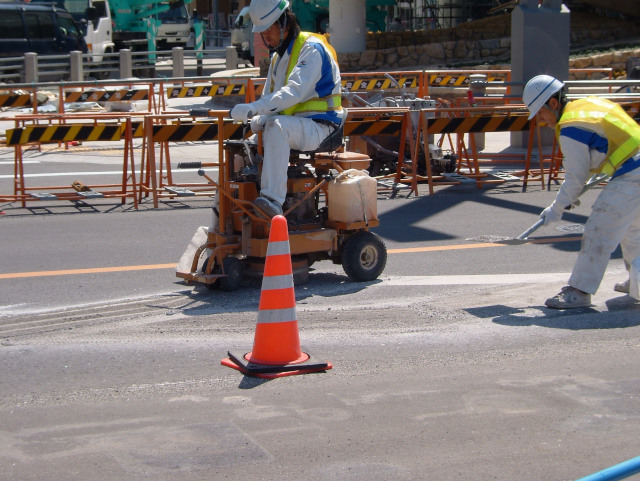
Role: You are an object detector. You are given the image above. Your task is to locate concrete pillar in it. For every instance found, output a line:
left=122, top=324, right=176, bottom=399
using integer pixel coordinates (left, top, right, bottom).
left=172, top=47, right=185, bottom=78
left=24, top=52, right=38, bottom=83
left=511, top=0, right=570, bottom=146
left=225, top=45, right=238, bottom=70
left=329, top=0, right=366, bottom=54
left=120, top=49, right=133, bottom=79
left=70, top=51, right=83, bottom=81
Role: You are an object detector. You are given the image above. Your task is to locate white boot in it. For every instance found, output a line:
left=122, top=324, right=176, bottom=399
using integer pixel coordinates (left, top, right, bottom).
left=545, top=286, right=592, bottom=309
left=614, top=279, right=630, bottom=293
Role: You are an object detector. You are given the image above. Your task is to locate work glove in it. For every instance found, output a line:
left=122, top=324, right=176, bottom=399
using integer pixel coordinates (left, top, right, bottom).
left=250, top=114, right=270, bottom=134
left=540, top=203, right=563, bottom=225
left=230, top=102, right=256, bottom=123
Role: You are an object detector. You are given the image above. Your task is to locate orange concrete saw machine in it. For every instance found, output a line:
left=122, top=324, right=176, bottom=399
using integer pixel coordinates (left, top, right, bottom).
left=175, top=109, right=387, bottom=291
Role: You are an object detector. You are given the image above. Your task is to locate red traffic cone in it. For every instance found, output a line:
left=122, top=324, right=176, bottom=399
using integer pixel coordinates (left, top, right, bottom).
left=222, top=215, right=332, bottom=379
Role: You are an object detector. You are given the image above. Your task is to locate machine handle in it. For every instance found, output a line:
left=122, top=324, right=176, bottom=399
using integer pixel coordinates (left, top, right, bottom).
left=177, top=162, right=202, bottom=169
left=189, top=108, right=211, bottom=117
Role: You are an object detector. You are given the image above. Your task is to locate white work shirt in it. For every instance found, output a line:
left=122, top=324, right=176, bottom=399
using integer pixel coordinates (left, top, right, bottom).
left=252, top=33, right=343, bottom=125
left=554, top=123, right=608, bottom=210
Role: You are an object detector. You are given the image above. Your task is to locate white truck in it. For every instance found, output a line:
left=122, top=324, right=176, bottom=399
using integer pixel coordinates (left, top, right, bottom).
left=155, top=0, right=191, bottom=50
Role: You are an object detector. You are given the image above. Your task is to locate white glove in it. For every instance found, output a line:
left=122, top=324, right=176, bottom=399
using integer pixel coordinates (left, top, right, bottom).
left=250, top=114, right=270, bottom=134
left=540, top=203, right=563, bottom=225
left=230, top=103, right=256, bottom=123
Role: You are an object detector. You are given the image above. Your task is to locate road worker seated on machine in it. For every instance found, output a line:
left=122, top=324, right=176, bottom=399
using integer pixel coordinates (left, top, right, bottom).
left=229, top=0, right=344, bottom=219
left=523, top=74, right=640, bottom=309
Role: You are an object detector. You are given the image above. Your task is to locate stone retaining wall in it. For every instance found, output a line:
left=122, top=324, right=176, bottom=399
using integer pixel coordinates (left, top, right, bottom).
left=336, top=12, right=640, bottom=77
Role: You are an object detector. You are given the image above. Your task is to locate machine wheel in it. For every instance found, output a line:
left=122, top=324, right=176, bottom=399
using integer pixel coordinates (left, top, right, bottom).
left=219, top=256, right=244, bottom=292
left=201, top=255, right=219, bottom=290
left=341, top=231, right=387, bottom=282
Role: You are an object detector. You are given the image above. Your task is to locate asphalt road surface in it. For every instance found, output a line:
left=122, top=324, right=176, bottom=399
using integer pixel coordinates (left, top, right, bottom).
left=1, top=102, right=640, bottom=480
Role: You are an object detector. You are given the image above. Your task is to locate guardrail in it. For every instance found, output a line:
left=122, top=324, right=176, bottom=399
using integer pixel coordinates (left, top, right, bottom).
left=0, top=47, right=227, bottom=84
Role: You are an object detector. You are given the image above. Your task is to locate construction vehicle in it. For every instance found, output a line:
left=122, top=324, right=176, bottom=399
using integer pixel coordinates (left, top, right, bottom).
left=38, top=0, right=193, bottom=58
left=231, top=0, right=394, bottom=64
left=175, top=111, right=387, bottom=291
left=154, top=0, right=191, bottom=50
left=107, top=0, right=194, bottom=52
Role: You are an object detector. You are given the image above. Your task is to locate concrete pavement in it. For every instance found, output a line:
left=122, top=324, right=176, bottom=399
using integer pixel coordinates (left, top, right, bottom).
left=3, top=79, right=640, bottom=481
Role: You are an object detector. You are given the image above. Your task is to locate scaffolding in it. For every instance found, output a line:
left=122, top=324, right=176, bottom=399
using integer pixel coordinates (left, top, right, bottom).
left=395, top=0, right=500, bottom=31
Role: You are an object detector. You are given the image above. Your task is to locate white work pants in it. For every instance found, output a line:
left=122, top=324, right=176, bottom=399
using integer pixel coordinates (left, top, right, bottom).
left=260, top=115, right=333, bottom=205
left=569, top=166, right=640, bottom=294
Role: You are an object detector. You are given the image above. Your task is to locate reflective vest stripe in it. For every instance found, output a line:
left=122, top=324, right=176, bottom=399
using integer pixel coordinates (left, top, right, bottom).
left=271, top=31, right=341, bottom=117
left=557, top=97, right=640, bottom=176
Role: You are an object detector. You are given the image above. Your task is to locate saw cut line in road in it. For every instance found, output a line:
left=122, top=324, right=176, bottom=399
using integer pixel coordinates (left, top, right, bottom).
left=388, top=236, right=580, bottom=253
left=0, top=237, right=582, bottom=280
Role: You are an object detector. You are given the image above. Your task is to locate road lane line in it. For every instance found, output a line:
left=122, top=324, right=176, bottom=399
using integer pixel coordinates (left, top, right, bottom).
left=0, top=237, right=581, bottom=280
left=0, top=264, right=177, bottom=279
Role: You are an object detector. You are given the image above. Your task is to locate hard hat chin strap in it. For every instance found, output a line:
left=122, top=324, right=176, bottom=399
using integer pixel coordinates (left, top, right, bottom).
left=261, top=13, right=288, bottom=50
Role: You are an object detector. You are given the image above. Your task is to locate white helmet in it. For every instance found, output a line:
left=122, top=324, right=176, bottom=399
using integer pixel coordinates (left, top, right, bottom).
left=523, top=74, right=565, bottom=120
left=250, top=0, right=290, bottom=33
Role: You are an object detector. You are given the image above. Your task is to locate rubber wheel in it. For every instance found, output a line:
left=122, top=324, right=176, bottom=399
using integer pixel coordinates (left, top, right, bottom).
left=201, top=255, right=219, bottom=290
left=341, top=231, right=387, bottom=282
left=219, top=256, right=244, bottom=292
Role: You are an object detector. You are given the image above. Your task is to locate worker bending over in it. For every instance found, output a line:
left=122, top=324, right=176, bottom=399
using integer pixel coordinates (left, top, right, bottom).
left=524, top=74, right=640, bottom=309
left=230, top=0, right=344, bottom=218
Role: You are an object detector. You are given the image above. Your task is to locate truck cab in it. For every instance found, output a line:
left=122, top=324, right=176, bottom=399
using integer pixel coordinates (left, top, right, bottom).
left=155, top=0, right=191, bottom=50
left=230, top=5, right=252, bottom=63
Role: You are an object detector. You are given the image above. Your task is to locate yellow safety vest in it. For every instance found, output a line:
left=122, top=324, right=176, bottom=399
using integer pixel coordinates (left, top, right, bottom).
left=556, top=97, right=640, bottom=176
left=269, top=31, right=342, bottom=116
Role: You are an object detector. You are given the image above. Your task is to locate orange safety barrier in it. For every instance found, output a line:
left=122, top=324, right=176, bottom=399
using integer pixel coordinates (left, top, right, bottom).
left=160, top=77, right=263, bottom=110
left=221, top=214, right=332, bottom=378
left=59, top=81, right=157, bottom=114
left=343, top=106, right=416, bottom=195
left=423, top=68, right=511, bottom=93
left=140, top=111, right=250, bottom=207
left=0, top=88, right=38, bottom=113
left=3, top=112, right=146, bottom=208
left=342, top=70, right=426, bottom=98
left=413, top=104, right=551, bottom=195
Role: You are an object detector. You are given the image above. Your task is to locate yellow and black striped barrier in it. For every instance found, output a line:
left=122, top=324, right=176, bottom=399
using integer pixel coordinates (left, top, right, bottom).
left=0, top=93, right=32, bottom=109
left=344, top=118, right=404, bottom=137
left=427, top=73, right=508, bottom=87
left=342, top=77, right=419, bottom=92
left=151, top=121, right=246, bottom=142
left=6, top=123, right=127, bottom=146
left=424, top=114, right=530, bottom=134
left=167, top=83, right=246, bottom=99
left=64, top=89, right=149, bottom=103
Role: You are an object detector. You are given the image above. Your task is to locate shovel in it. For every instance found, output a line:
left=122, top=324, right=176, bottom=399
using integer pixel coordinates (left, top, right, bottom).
left=468, top=173, right=610, bottom=245
left=467, top=218, right=545, bottom=245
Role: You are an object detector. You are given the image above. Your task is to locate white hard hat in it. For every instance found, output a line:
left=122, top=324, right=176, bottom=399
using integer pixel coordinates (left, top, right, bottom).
left=249, top=0, right=290, bottom=33
left=523, top=74, right=565, bottom=120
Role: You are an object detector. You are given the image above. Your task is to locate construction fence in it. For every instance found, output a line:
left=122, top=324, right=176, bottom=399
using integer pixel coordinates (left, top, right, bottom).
left=2, top=68, right=639, bottom=209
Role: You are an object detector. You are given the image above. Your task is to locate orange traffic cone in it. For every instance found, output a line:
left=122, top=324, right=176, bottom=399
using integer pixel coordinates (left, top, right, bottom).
left=222, top=215, right=332, bottom=379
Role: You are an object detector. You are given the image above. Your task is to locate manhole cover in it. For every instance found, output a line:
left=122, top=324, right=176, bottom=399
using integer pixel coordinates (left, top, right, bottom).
left=556, top=224, right=584, bottom=234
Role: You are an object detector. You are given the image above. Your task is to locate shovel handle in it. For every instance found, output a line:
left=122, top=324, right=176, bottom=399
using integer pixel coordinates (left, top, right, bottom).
left=516, top=218, right=545, bottom=240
